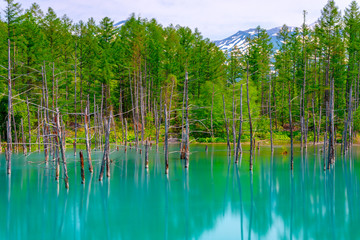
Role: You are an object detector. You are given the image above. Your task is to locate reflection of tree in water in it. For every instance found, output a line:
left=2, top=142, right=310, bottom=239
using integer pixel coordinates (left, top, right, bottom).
left=1, top=146, right=360, bottom=239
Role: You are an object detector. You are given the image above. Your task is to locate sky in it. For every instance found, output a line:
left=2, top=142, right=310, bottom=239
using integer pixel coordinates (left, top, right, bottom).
left=0, top=0, right=354, bottom=40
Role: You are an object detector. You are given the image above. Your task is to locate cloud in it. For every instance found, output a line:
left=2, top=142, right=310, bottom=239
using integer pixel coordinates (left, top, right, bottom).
left=0, top=0, right=354, bottom=40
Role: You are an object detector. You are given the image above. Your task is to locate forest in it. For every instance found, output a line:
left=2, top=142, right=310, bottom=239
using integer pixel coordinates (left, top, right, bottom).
left=1, top=0, right=360, bottom=173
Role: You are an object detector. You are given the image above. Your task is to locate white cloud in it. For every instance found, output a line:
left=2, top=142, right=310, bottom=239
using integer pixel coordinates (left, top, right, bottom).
left=0, top=0, right=354, bottom=40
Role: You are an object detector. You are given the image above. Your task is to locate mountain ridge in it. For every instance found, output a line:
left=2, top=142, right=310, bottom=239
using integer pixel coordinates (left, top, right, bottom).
left=213, top=26, right=297, bottom=53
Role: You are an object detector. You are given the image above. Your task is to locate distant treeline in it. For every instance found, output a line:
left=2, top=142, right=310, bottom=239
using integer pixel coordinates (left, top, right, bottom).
left=0, top=0, right=359, bottom=148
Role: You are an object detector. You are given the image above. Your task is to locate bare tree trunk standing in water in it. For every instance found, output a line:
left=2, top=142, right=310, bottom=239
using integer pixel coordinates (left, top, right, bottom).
left=12, top=111, right=18, bottom=154
left=211, top=85, right=215, bottom=138
left=327, top=77, right=335, bottom=168
left=269, top=79, right=273, bottom=153
left=56, top=108, right=69, bottom=189
left=84, top=105, right=93, bottom=173
left=288, top=86, right=294, bottom=170
left=99, top=118, right=111, bottom=181
left=317, top=106, right=322, bottom=144
left=312, top=97, right=316, bottom=146
left=79, top=151, right=85, bottom=184
left=74, top=44, right=78, bottom=156
left=343, top=86, right=352, bottom=155
left=184, top=72, right=190, bottom=168
left=154, top=102, right=159, bottom=152
left=125, top=119, right=128, bottom=150
left=232, top=84, right=237, bottom=156
left=246, top=63, right=253, bottom=171
left=7, top=39, right=12, bottom=174
left=145, top=139, right=149, bottom=169
left=119, top=89, right=125, bottom=144
left=222, top=95, right=231, bottom=155
left=26, top=96, right=31, bottom=152
left=21, top=119, right=27, bottom=155
left=180, top=72, right=186, bottom=159
left=235, top=84, right=243, bottom=163
left=164, top=104, right=169, bottom=174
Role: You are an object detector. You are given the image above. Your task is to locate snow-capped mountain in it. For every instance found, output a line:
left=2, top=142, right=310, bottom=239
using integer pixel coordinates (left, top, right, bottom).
left=114, top=20, right=126, bottom=28
left=214, top=26, right=296, bottom=53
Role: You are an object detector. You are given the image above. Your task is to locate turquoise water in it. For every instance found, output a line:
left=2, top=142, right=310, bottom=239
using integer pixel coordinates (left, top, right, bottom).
left=1, top=144, right=360, bottom=239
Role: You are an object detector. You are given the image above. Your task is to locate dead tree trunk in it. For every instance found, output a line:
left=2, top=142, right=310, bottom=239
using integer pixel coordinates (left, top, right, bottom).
left=110, top=108, right=117, bottom=148
left=300, top=89, right=304, bottom=150
left=180, top=73, right=186, bottom=159
left=211, top=85, right=215, bottom=138
left=323, top=103, right=329, bottom=170
left=55, top=108, right=69, bottom=189
left=129, top=76, right=139, bottom=149
left=12, top=111, right=18, bottom=154
left=119, top=89, right=125, bottom=144
left=21, top=118, right=27, bottom=155
left=312, top=97, right=316, bottom=145
left=154, top=101, right=159, bottom=152
left=269, top=79, right=273, bottom=153
left=99, top=118, right=111, bottom=181
left=145, top=139, right=149, bottom=169
left=125, top=118, right=128, bottom=150
left=232, top=84, right=237, bottom=156
left=74, top=45, right=78, bottom=156
left=235, top=84, right=243, bottom=163
left=184, top=72, right=190, bottom=168
left=79, top=151, right=85, bottom=184
left=343, top=86, right=352, bottom=154
left=140, top=73, right=145, bottom=145
left=41, top=65, right=49, bottom=163
left=94, top=94, right=97, bottom=149
left=37, top=107, right=40, bottom=152
left=288, top=86, right=294, bottom=170
left=328, top=77, right=335, bottom=168
left=84, top=105, right=93, bottom=173
left=7, top=39, right=12, bottom=174
left=26, top=96, right=31, bottom=152
left=55, top=135, right=60, bottom=181
left=105, top=118, right=111, bottom=178
left=246, top=63, right=253, bottom=171
left=222, top=95, right=231, bottom=155
left=164, top=104, right=169, bottom=174
left=317, top=105, right=322, bottom=144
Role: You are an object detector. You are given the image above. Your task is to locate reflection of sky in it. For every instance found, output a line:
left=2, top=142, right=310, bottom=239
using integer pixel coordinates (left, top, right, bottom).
left=200, top=206, right=292, bottom=240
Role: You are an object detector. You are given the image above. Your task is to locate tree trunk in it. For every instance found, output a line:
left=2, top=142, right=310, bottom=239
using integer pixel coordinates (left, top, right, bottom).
left=164, top=104, right=169, bottom=174
left=145, top=140, right=149, bottom=169
left=99, top=118, right=111, bottom=181
left=74, top=46, right=77, bottom=156
left=288, top=86, right=294, bottom=170
left=246, top=63, right=253, bottom=171
left=84, top=105, right=93, bottom=173
left=6, top=39, right=12, bottom=174
left=79, top=151, right=85, bottom=184
left=269, top=79, right=273, bottom=153
left=26, top=96, right=31, bottom=152
left=21, top=118, right=27, bottom=155
left=119, top=89, right=125, bottom=144
left=211, top=85, right=215, bottom=138
left=55, top=108, right=69, bottom=189
left=232, top=84, right=237, bottom=156
left=222, top=95, right=231, bottom=155
left=184, top=72, right=190, bottom=168
left=312, top=97, right=316, bottom=145
left=235, top=84, right=243, bottom=163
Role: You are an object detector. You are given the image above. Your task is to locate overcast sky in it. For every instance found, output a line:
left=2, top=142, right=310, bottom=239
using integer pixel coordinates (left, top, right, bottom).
left=0, top=0, right=354, bottom=40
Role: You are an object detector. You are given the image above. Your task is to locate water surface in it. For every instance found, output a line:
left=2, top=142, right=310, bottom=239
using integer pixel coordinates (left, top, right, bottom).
left=0, top=144, right=359, bottom=239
